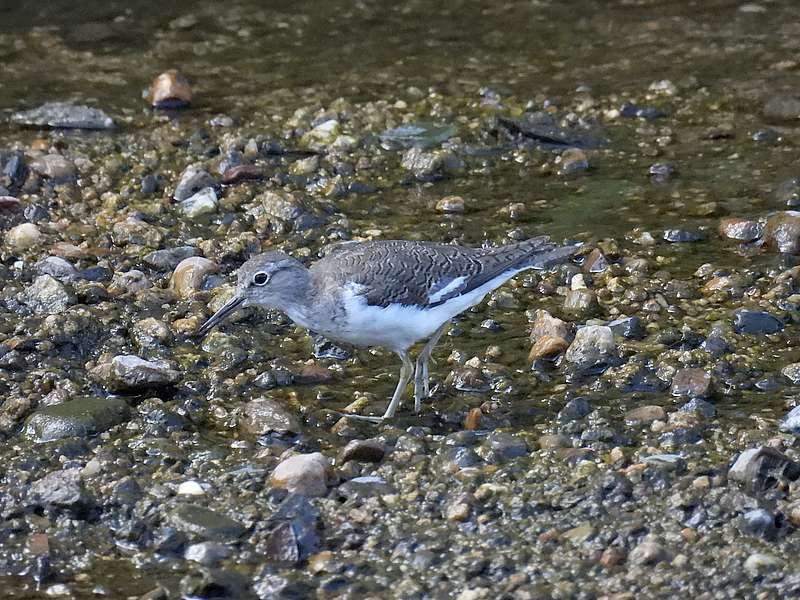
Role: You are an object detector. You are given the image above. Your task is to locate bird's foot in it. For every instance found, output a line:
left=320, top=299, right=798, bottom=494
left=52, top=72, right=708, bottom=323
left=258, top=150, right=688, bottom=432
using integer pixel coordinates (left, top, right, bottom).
left=332, top=411, right=386, bottom=424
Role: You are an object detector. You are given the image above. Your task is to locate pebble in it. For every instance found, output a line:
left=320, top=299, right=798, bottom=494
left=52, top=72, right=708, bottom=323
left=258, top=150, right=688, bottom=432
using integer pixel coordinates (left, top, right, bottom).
left=221, top=164, right=264, bottom=184
left=29, top=468, right=90, bottom=511
left=173, top=165, right=217, bottom=201
left=301, top=119, right=341, bottom=150
left=6, top=222, right=42, bottom=250
left=558, top=148, right=589, bottom=174
left=718, top=218, right=763, bottom=242
left=240, top=397, right=301, bottom=435
left=565, top=325, right=616, bottom=370
left=563, top=288, right=600, bottom=316
left=528, top=335, right=569, bottom=361
left=150, top=69, right=192, bottom=108
left=764, top=211, right=800, bottom=253
left=35, top=256, right=79, bottom=282
left=24, top=397, right=130, bottom=442
left=583, top=248, right=609, bottom=273
left=529, top=309, right=569, bottom=340
left=732, top=309, right=783, bottom=335
left=168, top=504, right=246, bottom=542
left=781, top=363, right=800, bottom=384
left=763, top=94, right=800, bottom=122
left=11, top=102, right=114, bottom=130
left=90, top=355, right=180, bottom=393
left=608, top=316, right=645, bottom=339
left=22, top=275, right=74, bottom=314
left=179, top=187, right=218, bottom=219
left=270, top=453, right=329, bottom=496
left=178, top=480, right=206, bottom=496
left=663, top=229, right=704, bottom=243
left=744, top=553, right=783, bottom=575
left=625, top=405, right=666, bottom=425
left=29, top=154, right=77, bottom=183
left=169, top=257, right=218, bottom=298
left=338, top=439, right=386, bottom=463
left=779, top=405, right=800, bottom=434
left=670, top=368, right=712, bottom=398
left=436, top=195, right=466, bottom=213
left=401, top=147, right=464, bottom=181
left=143, top=246, right=199, bottom=270
left=628, top=536, right=669, bottom=565
left=184, top=542, right=231, bottom=566
left=728, top=446, right=800, bottom=492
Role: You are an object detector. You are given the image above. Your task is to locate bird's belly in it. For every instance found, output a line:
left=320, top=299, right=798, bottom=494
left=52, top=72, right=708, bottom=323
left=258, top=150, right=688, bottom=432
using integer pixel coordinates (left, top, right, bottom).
left=339, top=302, right=454, bottom=351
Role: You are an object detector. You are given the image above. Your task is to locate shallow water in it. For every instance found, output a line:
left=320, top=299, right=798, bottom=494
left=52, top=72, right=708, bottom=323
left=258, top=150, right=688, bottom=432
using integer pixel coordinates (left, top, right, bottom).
left=4, top=0, right=800, bottom=597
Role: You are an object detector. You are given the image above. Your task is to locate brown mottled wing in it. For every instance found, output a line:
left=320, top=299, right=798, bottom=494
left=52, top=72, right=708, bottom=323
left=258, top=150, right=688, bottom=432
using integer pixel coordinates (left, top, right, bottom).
left=312, top=238, right=576, bottom=308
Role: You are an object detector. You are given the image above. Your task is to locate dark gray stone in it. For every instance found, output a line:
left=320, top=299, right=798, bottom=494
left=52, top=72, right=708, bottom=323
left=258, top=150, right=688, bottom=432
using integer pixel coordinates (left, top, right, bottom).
left=11, top=102, right=114, bottom=130
left=24, top=397, right=130, bottom=442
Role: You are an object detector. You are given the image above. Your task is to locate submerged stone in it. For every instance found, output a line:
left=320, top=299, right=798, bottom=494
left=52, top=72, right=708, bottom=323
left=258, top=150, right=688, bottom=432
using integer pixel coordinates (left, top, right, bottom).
left=24, top=397, right=130, bottom=442
left=11, top=102, right=114, bottom=130
left=732, top=309, right=783, bottom=335
left=90, top=355, right=180, bottom=392
left=22, top=275, right=74, bottom=314
left=169, top=505, right=246, bottom=542
left=150, top=69, right=192, bottom=108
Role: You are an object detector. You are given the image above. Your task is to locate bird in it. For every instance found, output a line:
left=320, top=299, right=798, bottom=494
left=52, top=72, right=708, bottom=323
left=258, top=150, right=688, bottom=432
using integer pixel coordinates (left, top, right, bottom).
left=197, top=237, right=579, bottom=422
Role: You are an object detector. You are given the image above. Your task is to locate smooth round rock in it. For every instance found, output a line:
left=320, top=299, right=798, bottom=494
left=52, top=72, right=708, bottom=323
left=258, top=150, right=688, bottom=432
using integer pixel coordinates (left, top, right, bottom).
left=150, top=69, right=192, bottom=108
left=169, top=257, right=218, bottom=298
left=270, top=453, right=329, bottom=497
left=24, top=397, right=130, bottom=442
left=6, top=222, right=42, bottom=250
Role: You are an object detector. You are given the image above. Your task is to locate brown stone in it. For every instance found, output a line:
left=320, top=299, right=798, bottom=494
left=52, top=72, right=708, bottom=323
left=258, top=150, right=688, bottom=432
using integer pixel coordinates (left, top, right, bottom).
left=671, top=368, right=712, bottom=398
left=584, top=248, right=609, bottom=273
left=221, top=165, right=264, bottom=185
left=599, top=547, right=626, bottom=568
left=435, top=195, right=466, bottom=213
left=529, top=309, right=569, bottom=341
left=294, top=364, right=333, bottom=385
left=764, top=211, right=800, bottom=254
left=624, top=405, right=666, bottom=424
left=169, top=257, right=218, bottom=298
left=464, top=407, right=482, bottom=430
left=339, top=439, right=386, bottom=463
left=150, top=69, right=192, bottom=108
left=528, top=335, right=569, bottom=362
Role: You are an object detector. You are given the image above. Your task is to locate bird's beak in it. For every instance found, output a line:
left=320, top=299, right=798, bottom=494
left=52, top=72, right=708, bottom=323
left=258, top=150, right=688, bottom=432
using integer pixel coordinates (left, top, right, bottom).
left=197, top=294, right=245, bottom=337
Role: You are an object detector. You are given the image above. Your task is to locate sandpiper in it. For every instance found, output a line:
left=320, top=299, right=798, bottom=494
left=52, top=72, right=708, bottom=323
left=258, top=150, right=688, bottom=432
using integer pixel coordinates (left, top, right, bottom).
left=198, top=237, right=579, bottom=422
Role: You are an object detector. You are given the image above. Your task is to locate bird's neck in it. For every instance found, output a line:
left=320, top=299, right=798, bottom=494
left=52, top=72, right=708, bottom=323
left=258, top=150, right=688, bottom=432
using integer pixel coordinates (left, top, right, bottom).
left=273, top=268, right=316, bottom=327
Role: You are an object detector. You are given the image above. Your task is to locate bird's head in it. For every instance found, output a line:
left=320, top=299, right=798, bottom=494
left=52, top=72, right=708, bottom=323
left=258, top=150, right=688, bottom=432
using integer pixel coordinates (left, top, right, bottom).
left=197, top=251, right=307, bottom=336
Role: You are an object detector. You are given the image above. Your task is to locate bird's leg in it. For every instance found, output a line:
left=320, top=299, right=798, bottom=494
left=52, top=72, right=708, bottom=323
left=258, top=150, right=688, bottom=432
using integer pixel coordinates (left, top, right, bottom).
left=414, top=323, right=447, bottom=413
left=335, top=351, right=413, bottom=423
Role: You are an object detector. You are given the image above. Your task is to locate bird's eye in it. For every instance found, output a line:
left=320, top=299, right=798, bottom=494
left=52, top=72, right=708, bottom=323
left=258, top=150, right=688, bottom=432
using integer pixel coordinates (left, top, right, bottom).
left=253, top=272, right=270, bottom=286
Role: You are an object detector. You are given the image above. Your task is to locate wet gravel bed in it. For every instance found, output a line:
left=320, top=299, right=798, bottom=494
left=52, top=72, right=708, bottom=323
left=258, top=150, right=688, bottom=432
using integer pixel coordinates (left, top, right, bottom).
left=4, top=1, right=800, bottom=598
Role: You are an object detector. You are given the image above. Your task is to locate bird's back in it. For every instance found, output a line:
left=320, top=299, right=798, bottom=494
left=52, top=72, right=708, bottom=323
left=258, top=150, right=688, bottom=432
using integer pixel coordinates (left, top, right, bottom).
left=311, top=237, right=576, bottom=308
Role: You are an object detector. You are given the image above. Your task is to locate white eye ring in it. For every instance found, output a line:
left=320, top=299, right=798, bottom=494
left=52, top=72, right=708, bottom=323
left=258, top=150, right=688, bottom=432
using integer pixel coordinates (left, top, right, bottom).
left=253, top=272, right=270, bottom=286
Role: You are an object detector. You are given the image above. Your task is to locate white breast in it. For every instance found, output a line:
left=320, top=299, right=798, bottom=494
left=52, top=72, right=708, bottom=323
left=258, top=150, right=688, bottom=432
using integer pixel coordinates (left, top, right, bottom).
left=334, top=269, right=528, bottom=352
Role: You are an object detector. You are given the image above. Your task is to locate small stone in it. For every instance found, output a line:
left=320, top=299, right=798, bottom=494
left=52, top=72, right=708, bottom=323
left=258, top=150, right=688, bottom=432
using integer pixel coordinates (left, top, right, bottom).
left=11, top=102, right=114, bottom=130
left=339, top=439, right=386, bottom=463
left=184, top=542, right=231, bottom=566
left=557, top=397, right=591, bottom=422
left=240, top=398, right=301, bottom=435
left=733, top=309, right=783, bottom=335
left=744, top=553, right=783, bottom=575
left=583, top=248, right=609, bottom=273
left=680, top=398, right=716, bottom=418
left=169, top=505, right=246, bottom=542
left=29, top=468, right=90, bottom=511
left=781, top=363, right=800, bottom=384
left=270, top=453, right=329, bottom=497
left=221, top=164, right=264, bottom=184
left=29, top=154, right=77, bottom=183
left=741, top=508, right=777, bottom=539
left=670, top=368, right=712, bottom=398
left=445, top=498, right=471, bottom=522
left=131, top=317, right=173, bottom=348
left=649, top=162, right=677, bottom=183
left=774, top=178, right=800, bottom=207
left=24, top=397, right=130, bottom=442
left=464, top=407, right=482, bottom=430
left=401, top=147, right=464, bottom=181
left=729, top=446, right=800, bottom=492
left=563, top=288, right=600, bottom=316
left=143, top=246, right=199, bottom=270
left=538, top=434, right=570, bottom=449
left=663, top=229, right=704, bottom=243
left=36, top=256, right=79, bottom=282
left=150, top=69, right=192, bottom=108
left=6, top=222, right=42, bottom=250
left=178, top=481, right=206, bottom=496
left=294, top=364, right=333, bottom=385
left=608, top=316, right=645, bottom=339
left=90, top=355, right=180, bottom=393
left=764, top=94, right=800, bottom=122
left=436, top=195, right=465, bottom=213
left=558, top=148, right=589, bottom=174
left=169, top=257, right=218, bottom=298
left=625, top=405, right=666, bottom=425
left=173, top=165, right=216, bottom=201
left=22, top=275, right=74, bottom=314
left=764, top=211, right=800, bottom=253
left=718, top=218, right=763, bottom=242
left=528, top=335, right=569, bottom=361
left=779, top=405, right=800, bottom=434
left=529, top=309, right=569, bottom=341
left=301, top=119, right=341, bottom=150
left=179, top=187, right=218, bottom=219
left=109, top=269, right=151, bottom=294
left=599, top=547, right=626, bottom=568
left=565, top=326, right=616, bottom=370
left=629, top=537, right=669, bottom=565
